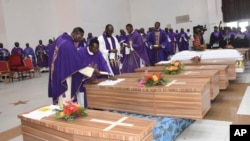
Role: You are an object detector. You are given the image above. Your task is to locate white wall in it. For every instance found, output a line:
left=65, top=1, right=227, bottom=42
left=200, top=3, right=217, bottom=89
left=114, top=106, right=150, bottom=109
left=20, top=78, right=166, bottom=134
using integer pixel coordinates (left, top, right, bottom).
left=1, top=0, right=131, bottom=50
left=129, top=0, right=223, bottom=43
left=0, top=0, right=222, bottom=50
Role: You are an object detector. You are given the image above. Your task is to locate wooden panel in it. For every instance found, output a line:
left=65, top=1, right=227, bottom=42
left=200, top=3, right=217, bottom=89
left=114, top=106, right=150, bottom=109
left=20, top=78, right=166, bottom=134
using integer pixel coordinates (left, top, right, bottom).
left=18, top=109, right=156, bottom=141
left=86, top=78, right=211, bottom=119
left=155, top=59, right=236, bottom=80
left=118, top=70, right=220, bottom=100
left=135, top=65, right=229, bottom=90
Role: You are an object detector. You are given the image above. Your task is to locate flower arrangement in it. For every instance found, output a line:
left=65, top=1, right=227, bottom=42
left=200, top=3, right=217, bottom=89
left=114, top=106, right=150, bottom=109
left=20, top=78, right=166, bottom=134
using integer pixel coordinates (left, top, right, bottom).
left=163, top=61, right=183, bottom=75
left=192, top=44, right=206, bottom=51
left=191, top=56, right=201, bottom=63
left=138, top=71, right=169, bottom=87
left=55, top=100, right=87, bottom=122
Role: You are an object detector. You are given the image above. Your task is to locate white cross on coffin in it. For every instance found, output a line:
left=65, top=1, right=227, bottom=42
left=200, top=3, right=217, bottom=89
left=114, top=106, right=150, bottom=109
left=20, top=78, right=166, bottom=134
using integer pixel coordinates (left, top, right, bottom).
left=184, top=71, right=200, bottom=75
left=90, top=117, right=133, bottom=131
left=166, top=80, right=186, bottom=87
left=199, top=66, right=205, bottom=69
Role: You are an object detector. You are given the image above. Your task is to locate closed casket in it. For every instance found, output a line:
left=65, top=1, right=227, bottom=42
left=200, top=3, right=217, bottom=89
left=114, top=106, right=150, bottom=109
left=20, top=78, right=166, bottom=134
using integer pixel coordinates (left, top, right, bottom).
left=135, top=65, right=228, bottom=90
left=86, top=78, right=211, bottom=119
left=18, top=109, right=156, bottom=141
left=117, top=70, right=219, bottom=100
left=156, top=59, right=236, bottom=80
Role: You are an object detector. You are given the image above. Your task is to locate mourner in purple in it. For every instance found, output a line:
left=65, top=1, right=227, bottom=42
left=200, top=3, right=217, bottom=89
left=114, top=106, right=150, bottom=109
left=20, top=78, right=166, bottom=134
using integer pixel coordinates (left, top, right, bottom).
left=98, top=24, right=121, bottom=75
left=11, top=42, right=23, bottom=57
left=48, top=27, right=96, bottom=106
left=121, top=24, right=151, bottom=73
left=0, top=43, right=10, bottom=61
left=147, top=22, right=168, bottom=64
left=35, top=40, right=48, bottom=71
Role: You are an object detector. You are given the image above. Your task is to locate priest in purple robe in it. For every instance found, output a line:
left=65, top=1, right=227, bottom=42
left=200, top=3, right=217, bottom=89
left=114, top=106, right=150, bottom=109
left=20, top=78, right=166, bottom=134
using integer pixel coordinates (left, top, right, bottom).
left=121, top=24, right=151, bottom=73
left=0, top=43, right=10, bottom=61
left=11, top=42, right=23, bottom=57
left=168, top=28, right=176, bottom=55
left=23, top=43, right=36, bottom=66
left=98, top=24, right=121, bottom=75
left=178, top=28, right=189, bottom=51
left=147, top=22, right=169, bottom=65
left=48, top=27, right=95, bottom=106
left=209, top=26, right=221, bottom=48
left=36, top=40, right=49, bottom=71
left=78, top=37, right=111, bottom=107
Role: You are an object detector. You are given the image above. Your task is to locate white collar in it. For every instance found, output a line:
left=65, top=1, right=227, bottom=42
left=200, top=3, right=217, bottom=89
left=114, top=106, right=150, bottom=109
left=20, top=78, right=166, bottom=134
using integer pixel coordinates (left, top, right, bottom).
left=87, top=47, right=94, bottom=55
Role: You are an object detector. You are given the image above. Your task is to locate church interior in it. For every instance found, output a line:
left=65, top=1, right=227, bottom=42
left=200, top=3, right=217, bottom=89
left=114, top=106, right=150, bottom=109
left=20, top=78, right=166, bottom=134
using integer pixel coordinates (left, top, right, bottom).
left=1, top=0, right=250, bottom=141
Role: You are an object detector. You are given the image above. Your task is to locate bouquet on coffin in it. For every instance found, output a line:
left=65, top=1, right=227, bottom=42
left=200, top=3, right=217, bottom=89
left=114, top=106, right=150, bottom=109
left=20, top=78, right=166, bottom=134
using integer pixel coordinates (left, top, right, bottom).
left=55, top=99, right=87, bottom=122
left=163, top=61, right=184, bottom=75
left=191, top=55, right=201, bottom=63
left=138, top=70, right=169, bottom=87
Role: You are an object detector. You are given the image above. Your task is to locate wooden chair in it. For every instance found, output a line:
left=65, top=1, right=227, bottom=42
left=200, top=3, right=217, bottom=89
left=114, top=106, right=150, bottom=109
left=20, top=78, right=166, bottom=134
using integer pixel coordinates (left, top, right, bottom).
left=0, top=61, right=14, bottom=83
left=9, top=55, right=32, bottom=80
left=23, top=58, right=41, bottom=77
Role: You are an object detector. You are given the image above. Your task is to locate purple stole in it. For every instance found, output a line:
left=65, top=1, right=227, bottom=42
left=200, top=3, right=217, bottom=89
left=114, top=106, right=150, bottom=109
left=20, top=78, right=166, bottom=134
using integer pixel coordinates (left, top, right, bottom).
left=103, top=34, right=116, bottom=50
left=102, top=34, right=120, bottom=75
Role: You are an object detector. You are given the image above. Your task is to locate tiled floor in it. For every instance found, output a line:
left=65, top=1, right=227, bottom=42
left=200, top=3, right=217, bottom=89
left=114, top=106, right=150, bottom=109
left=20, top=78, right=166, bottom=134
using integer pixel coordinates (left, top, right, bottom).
left=1, top=64, right=250, bottom=140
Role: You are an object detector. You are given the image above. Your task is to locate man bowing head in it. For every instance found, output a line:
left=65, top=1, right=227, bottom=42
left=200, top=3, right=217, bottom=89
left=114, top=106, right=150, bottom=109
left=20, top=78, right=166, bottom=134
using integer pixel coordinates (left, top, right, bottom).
left=48, top=27, right=95, bottom=107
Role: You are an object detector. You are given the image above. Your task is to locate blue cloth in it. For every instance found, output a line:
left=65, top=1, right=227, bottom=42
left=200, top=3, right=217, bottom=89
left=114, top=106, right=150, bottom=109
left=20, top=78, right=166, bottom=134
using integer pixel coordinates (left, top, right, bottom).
left=109, top=111, right=194, bottom=141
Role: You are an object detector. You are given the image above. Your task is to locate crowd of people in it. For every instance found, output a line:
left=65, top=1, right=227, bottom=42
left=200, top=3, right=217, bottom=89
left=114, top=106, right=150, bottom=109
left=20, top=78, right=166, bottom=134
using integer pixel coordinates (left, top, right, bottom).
left=0, top=39, right=53, bottom=72
left=2, top=21, right=250, bottom=107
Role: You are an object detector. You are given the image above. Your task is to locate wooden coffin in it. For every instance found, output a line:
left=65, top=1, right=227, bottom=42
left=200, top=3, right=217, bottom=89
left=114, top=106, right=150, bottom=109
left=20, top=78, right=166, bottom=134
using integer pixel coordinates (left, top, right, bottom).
left=156, top=59, right=236, bottom=80
left=18, top=109, right=156, bottom=141
left=86, top=78, right=211, bottom=119
left=117, top=70, right=219, bottom=100
left=135, top=65, right=228, bottom=90
left=235, top=48, right=249, bottom=62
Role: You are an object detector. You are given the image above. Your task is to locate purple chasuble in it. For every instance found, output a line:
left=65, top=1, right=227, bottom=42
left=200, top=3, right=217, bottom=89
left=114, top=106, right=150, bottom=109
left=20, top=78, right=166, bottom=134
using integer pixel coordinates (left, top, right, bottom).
left=121, top=30, right=151, bottom=73
left=11, top=47, right=23, bottom=56
left=147, top=29, right=169, bottom=64
left=35, top=45, right=48, bottom=67
left=48, top=33, right=88, bottom=104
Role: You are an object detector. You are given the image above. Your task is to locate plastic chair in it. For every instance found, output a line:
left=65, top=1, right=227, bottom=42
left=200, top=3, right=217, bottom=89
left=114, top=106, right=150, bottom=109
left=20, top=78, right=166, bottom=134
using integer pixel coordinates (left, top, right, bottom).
left=0, top=61, right=14, bottom=83
left=23, top=58, right=41, bottom=77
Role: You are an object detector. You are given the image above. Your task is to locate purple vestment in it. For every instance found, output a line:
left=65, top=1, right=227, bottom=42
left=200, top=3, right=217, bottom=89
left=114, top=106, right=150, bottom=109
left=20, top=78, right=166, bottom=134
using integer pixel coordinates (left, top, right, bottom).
left=178, top=31, right=189, bottom=51
left=48, top=33, right=88, bottom=104
left=24, top=47, right=36, bottom=66
left=11, top=47, right=23, bottom=56
left=0, top=48, right=10, bottom=61
left=36, top=45, right=48, bottom=68
left=147, top=29, right=168, bottom=64
left=121, top=30, right=151, bottom=73
left=77, top=47, right=111, bottom=106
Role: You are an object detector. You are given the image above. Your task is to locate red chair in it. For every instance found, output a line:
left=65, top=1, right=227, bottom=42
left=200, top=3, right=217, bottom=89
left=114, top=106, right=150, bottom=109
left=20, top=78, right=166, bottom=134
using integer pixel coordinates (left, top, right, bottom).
left=23, top=58, right=41, bottom=77
left=0, top=61, right=14, bottom=83
left=9, top=55, right=31, bottom=80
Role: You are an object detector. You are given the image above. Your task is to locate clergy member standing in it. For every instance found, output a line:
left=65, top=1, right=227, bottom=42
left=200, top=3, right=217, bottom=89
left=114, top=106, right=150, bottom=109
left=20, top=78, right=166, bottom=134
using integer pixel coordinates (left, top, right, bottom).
left=78, top=37, right=111, bottom=107
left=48, top=27, right=96, bottom=107
left=121, top=24, right=151, bottom=73
left=147, top=22, right=168, bottom=64
left=98, top=24, right=121, bottom=75
left=36, top=40, right=48, bottom=72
